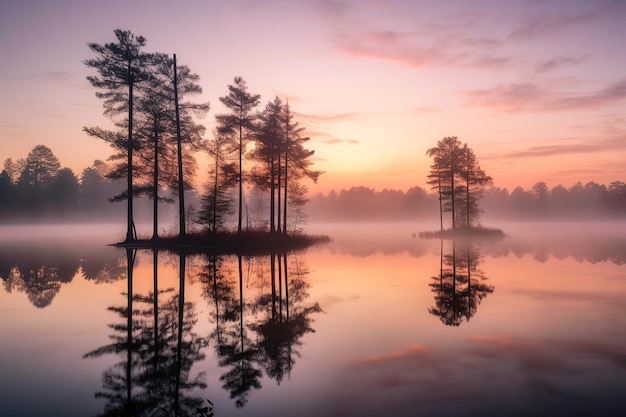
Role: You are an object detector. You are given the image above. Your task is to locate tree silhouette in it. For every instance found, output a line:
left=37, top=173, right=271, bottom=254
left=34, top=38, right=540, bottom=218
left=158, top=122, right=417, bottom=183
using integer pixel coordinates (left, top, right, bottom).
left=169, top=54, right=209, bottom=237
left=250, top=253, right=322, bottom=385
left=19, top=145, right=61, bottom=188
left=198, top=131, right=237, bottom=232
left=0, top=246, right=78, bottom=308
left=251, top=97, right=285, bottom=233
left=280, top=102, right=322, bottom=233
left=457, top=144, right=492, bottom=228
left=134, top=53, right=179, bottom=239
left=217, top=255, right=263, bottom=407
left=84, top=29, right=153, bottom=242
left=427, top=137, right=464, bottom=230
left=428, top=240, right=494, bottom=326
left=216, top=77, right=261, bottom=234
left=426, top=137, right=491, bottom=230
left=84, top=249, right=208, bottom=416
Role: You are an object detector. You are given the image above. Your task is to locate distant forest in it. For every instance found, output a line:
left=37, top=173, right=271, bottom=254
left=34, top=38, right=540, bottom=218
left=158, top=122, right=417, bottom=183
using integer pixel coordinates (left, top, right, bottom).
left=2, top=145, right=624, bottom=224
left=308, top=180, right=626, bottom=221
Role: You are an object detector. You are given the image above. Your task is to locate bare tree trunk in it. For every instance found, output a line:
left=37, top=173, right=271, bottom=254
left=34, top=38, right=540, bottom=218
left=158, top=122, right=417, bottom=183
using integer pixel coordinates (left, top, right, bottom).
left=277, top=148, right=281, bottom=234
left=212, top=154, right=219, bottom=233
left=283, top=120, right=289, bottom=234
left=173, top=54, right=185, bottom=238
left=238, top=116, right=243, bottom=234
left=152, top=119, right=159, bottom=239
left=126, top=80, right=135, bottom=242
left=451, top=150, right=456, bottom=230
left=438, top=175, right=443, bottom=232
left=270, top=149, right=275, bottom=233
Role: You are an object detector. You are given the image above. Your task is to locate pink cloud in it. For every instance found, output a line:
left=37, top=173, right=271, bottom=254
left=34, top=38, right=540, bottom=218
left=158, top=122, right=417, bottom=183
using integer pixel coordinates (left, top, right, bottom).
left=508, top=10, right=597, bottom=40
left=465, top=79, right=626, bottom=111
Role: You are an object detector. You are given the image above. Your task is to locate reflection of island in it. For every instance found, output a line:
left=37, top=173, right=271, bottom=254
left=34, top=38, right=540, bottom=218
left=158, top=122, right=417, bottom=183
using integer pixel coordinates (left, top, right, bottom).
left=200, top=252, right=322, bottom=408
left=429, top=240, right=494, bottom=326
left=84, top=249, right=209, bottom=416
left=0, top=242, right=124, bottom=308
left=0, top=245, right=79, bottom=308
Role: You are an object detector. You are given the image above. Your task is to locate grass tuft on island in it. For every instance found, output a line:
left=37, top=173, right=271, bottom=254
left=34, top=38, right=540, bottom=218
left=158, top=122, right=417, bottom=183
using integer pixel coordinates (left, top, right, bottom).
left=418, top=226, right=506, bottom=240
left=113, top=230, right=331, bottom=255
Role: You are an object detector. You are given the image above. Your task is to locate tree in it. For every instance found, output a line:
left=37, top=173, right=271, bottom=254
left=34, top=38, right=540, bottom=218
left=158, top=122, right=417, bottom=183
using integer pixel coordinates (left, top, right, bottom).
left=216, top=77, right=260, bottom=234
left=15, top=145, right=62, bottom=214
left=134, top=53, right=178, bottom=239
left=198, top=130, right=237, bottom=232
left=169, top=54, right=209, bottom=237
left=606, top=181, right=626, bottom=214
left=84, top=29, right=153, bottom=242
left=426, top=137, right=491, bottom=230
left=531, top=181, right=549, bottom=201
left=0, top=170, right=14, bottom=217
left=49, top=167, right=80, bottom=212
left=280, top=102, right=321, bottom=233
left=19, top=145, right=61, bottom=188
left=426, top=137, right=464, bottom=230
left=3, top=157, right=25, bottom=184
left=457, top=144, right=492, bottom=228
left=250, top=96, right=284, bottom=233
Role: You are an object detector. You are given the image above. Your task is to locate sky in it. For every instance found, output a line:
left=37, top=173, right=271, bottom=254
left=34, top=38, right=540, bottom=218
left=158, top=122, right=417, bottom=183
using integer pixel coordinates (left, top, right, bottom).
left=1, top=0, right=625, bottom=195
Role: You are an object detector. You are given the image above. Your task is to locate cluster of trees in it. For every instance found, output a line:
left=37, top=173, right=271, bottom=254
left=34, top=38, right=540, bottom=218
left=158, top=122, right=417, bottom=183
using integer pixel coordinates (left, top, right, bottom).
left=83, top=29, right=320, bottom=242
left=426, top=136, right=492, bottom=230
left=0, top=146, right=128, bottom=222
left=201, top=81, right=321, bottom=235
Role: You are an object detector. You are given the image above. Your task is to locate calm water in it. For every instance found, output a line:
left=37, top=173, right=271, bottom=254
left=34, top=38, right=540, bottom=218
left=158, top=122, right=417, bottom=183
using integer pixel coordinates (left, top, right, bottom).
left=1, top=222, right=625, bottom=417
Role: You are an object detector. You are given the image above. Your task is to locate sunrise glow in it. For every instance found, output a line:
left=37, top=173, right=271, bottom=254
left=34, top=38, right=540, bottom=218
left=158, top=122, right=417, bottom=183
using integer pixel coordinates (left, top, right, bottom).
left=1, top=0, right=625, bottom=196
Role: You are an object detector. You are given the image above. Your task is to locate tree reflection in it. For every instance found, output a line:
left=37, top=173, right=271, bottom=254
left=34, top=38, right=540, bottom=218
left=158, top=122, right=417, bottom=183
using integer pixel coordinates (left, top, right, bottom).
left=213, top=255, right=262, bottom=408
left=0, top=247, right=79, bottom=308
left=429, top=240, right=494, bottom=326
left=199, top=252, right=321, bottom=408
left=84, top=249, right=208, bottom=416
left=0, top=243, right=124, bottom=308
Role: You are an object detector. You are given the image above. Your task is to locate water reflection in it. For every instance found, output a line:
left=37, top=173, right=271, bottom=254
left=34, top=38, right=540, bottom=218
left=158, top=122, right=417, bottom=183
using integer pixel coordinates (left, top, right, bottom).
left=198, top=252, right=322, bottom=408
left=429, top=240, right=494, bottom=326
left=82, top=248, right=322, bottom=413
left=84, top=249, right=209, bottom=416
left=0, top=242, right=122, bottom=308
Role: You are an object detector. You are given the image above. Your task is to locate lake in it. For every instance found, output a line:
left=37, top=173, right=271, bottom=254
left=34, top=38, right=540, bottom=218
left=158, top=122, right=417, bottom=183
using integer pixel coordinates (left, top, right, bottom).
left=1, top=222, right=625, bottom=417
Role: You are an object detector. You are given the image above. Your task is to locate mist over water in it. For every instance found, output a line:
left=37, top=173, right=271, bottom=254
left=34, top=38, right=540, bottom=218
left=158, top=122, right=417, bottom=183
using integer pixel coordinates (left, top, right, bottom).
left=1, top=222, right=625, bottom=416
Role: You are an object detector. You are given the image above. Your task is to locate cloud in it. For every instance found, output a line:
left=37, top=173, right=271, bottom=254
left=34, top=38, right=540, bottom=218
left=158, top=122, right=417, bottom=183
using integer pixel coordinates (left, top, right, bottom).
left=464, top=79, right=626, bottom=111
left=292, top=111, right=363, bottom=124
left=508, top=11, right=597, bottom=40
left=534, top=55, right=586, bottom=73
left=324, top=138, right=359, bottom=145
left=292, top=111, right=363, bottom=145
left=494, top=136, right=626, bottom=159
left=332, top=27, right=512, bottom=70
left=313, top=334, right=625, bottom=417
left=310, top=0, right=514, bottom=70
left=304, top=128, right=360, bottom=146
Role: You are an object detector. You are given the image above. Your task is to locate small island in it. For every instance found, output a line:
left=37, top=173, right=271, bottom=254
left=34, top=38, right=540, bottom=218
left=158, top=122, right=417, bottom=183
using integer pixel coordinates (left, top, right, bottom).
left=83, top=30, right=328, bottom=254
left=113, top=230, right=330, bottom=256
left=419, top=136, right=505, bottom=239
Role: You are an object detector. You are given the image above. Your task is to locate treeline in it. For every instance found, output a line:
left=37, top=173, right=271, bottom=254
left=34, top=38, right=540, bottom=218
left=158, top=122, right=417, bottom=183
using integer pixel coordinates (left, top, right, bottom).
left=0, top=146, right=126, bottom=222
left=308, top=186, right=437, bottom=221
left=482, top=180, right=626, bottom=220
left=307, top=180, right=626, bottom=222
